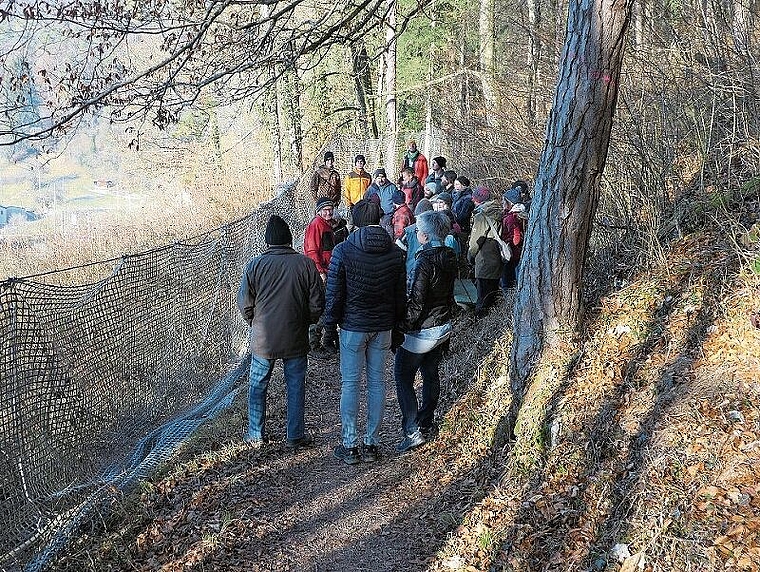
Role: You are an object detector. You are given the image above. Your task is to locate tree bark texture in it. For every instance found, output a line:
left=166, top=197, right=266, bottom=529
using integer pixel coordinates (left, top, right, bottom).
left=510, top=0, right=633, bottom=392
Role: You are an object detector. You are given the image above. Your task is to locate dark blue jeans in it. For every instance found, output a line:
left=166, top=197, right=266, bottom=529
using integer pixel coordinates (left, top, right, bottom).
left=247, top=354, right=307, bottom=441
left=393, top=345, right=444, bottom=435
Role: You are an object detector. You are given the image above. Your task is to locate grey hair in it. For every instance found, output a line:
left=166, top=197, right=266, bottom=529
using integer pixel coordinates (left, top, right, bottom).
left=416, top=210, right=450, bottom=242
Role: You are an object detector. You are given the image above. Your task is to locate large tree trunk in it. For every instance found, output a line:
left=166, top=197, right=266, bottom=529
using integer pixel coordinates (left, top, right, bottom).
left=510, top=0, right=633, bottom=404
left=384, top=0, right=398, bottom=169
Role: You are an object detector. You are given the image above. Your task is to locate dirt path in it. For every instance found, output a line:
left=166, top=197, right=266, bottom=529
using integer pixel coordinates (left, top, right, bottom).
left=52, top=309, right=510, bottom=572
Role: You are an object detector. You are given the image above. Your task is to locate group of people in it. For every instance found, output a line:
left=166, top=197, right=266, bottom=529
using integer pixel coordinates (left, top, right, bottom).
left=237, top=143, right=531, bottom=463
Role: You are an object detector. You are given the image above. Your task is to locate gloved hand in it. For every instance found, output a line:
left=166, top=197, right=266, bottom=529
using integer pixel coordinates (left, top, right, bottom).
left=476, top=235, right=486, bottom=248
left=391, top=329, right=405, bottom=353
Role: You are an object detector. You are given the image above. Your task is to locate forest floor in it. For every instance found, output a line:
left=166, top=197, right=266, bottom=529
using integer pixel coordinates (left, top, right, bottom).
left=50, top=303, right=510, bottom=572
left=49, top=197, right=760, bottom=572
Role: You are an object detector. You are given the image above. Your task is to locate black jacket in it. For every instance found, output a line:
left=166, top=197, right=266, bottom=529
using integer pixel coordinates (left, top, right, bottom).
left=324, top=225, right=406, bottom=332
left=452, top=188, right=475, bottom=232
left=402, top=243, right=457, bottom=331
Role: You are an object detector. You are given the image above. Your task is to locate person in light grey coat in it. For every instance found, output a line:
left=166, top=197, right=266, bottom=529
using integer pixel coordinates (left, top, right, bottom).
left=467, top=187, right=504, bottom=318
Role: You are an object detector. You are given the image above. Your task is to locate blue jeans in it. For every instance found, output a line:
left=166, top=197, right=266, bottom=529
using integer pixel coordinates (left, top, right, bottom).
left=339, top=329, right=391, bottom=447
left=247, top=353, right=307, bottom=441
left=394, top=345, right=444, bottom=435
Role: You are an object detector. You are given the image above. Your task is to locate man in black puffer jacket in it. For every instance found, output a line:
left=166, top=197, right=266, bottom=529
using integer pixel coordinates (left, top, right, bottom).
left=325, top=199, right=406, bottom=465
left=394, top=210, right=458, bottom=453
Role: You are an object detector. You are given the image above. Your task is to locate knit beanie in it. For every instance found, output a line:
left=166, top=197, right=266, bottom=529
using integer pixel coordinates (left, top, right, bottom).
left=392, top=190, right=406, bottom=205
left=351, top=199, right=382, bottom=227
left=414, top=198, right=433, bottom=215
left=503, top=188, right=521, bottom=205
left=472, top=186, right=491, bottom=203
left=374, top=168, right=387, bottom=178
left=511, top=180, right=529, bottom=194
left=432, top=156, right=447, bottom=169
left=265, top=215, right=293, bottom=245
left=324, top=151, right=334, bottom=163
left=315, top=197, right=334, bottom=212
left=433, top=191, right=452, bottom=206
left=456, top=175, right=471, bottom=187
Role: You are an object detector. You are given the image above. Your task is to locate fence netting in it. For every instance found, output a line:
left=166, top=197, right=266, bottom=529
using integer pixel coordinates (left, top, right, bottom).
left=0, top=133, right=448, bottom=571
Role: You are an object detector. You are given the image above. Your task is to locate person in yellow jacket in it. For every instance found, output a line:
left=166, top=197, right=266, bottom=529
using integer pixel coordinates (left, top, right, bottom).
left=343, top=154, right=372, bottom=208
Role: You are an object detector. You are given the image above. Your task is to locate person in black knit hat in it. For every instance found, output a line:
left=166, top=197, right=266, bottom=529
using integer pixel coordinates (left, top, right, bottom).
left=237, top=215, right=325, bottom=449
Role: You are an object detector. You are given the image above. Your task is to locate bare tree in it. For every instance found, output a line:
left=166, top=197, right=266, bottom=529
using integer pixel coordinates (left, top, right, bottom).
left=478, top=0, right=496, bottom=113
left=383, top=0, right=398, bottom=168
left=0, top=0, right=426, bottom=146
left=510, top=0, right=634, bottom=407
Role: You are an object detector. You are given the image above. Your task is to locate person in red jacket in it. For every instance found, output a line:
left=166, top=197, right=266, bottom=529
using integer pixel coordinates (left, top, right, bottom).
left=390, top=190, right=414, bottom=239
left=500, top=187, right=526, bottom=296
left=400, top=140, right=429, bottom=187
left=399, top=167, right=424, bottom=211
left=304, top=197, right=347, bottom=356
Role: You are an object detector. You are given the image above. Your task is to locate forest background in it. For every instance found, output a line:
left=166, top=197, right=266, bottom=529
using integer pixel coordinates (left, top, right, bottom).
left=1, top=0, right=760, bottom=569
left=4, top=0, right=757, bottom=283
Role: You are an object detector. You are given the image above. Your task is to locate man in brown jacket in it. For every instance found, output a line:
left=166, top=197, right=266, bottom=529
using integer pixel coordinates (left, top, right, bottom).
left=309, top=151, right=342, bottom=206
left=237, top=215, right=325, bottom=448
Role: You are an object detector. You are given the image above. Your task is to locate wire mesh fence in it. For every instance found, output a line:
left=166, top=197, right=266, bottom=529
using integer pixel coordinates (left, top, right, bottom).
left=0, top=132, right=458, bottom=571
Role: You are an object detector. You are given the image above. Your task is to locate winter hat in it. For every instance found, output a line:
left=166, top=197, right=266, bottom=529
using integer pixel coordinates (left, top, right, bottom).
left=442, top=170, right=457, bottom=184
left=351, top=198, right=382, bottom=227
left=315, top=197, right=334, bottom=213
left=432, top=156, right=447, bottom=169
left=432, top=192, right=452, bottom=206
left=264, top=215, right=293, bottom=245
left=374, top=168, right=387, bottom=178
left=503, top=188, right=521, bottom=205
left=392, top=190, right=406, bottom=205
left=354, top=154, right=366, bottom=165
left=414, top=198, right=433, bottom=215
left=324, top=151, right=335, bottom=163
left=472, top=186, right=491, bottom=203
left=511, top=180, right=529, bottom=194
left=456, top=175, right=471, bottom=187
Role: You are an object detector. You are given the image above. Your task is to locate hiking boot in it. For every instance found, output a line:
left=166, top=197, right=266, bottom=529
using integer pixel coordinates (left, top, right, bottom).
left=395, top=430, right=425, bottom=453
left=286, top=433, right=314, bottom=449
left=420, top=424, right=439, bottom=440
left=333, top=444, right=362, bottom=465
left=363, top=444, right=379, bottom=462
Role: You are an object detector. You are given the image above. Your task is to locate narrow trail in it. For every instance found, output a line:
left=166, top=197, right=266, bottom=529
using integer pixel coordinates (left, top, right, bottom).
left=52, top=307, right=510, bottom=572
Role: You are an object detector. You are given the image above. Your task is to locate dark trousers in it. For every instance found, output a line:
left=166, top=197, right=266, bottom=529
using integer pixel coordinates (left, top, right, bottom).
left=500, top=258, right=519, bottom=292
left=394, top=345, right=444, bottom=435
left=475, top=278, right=500, bottom=314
